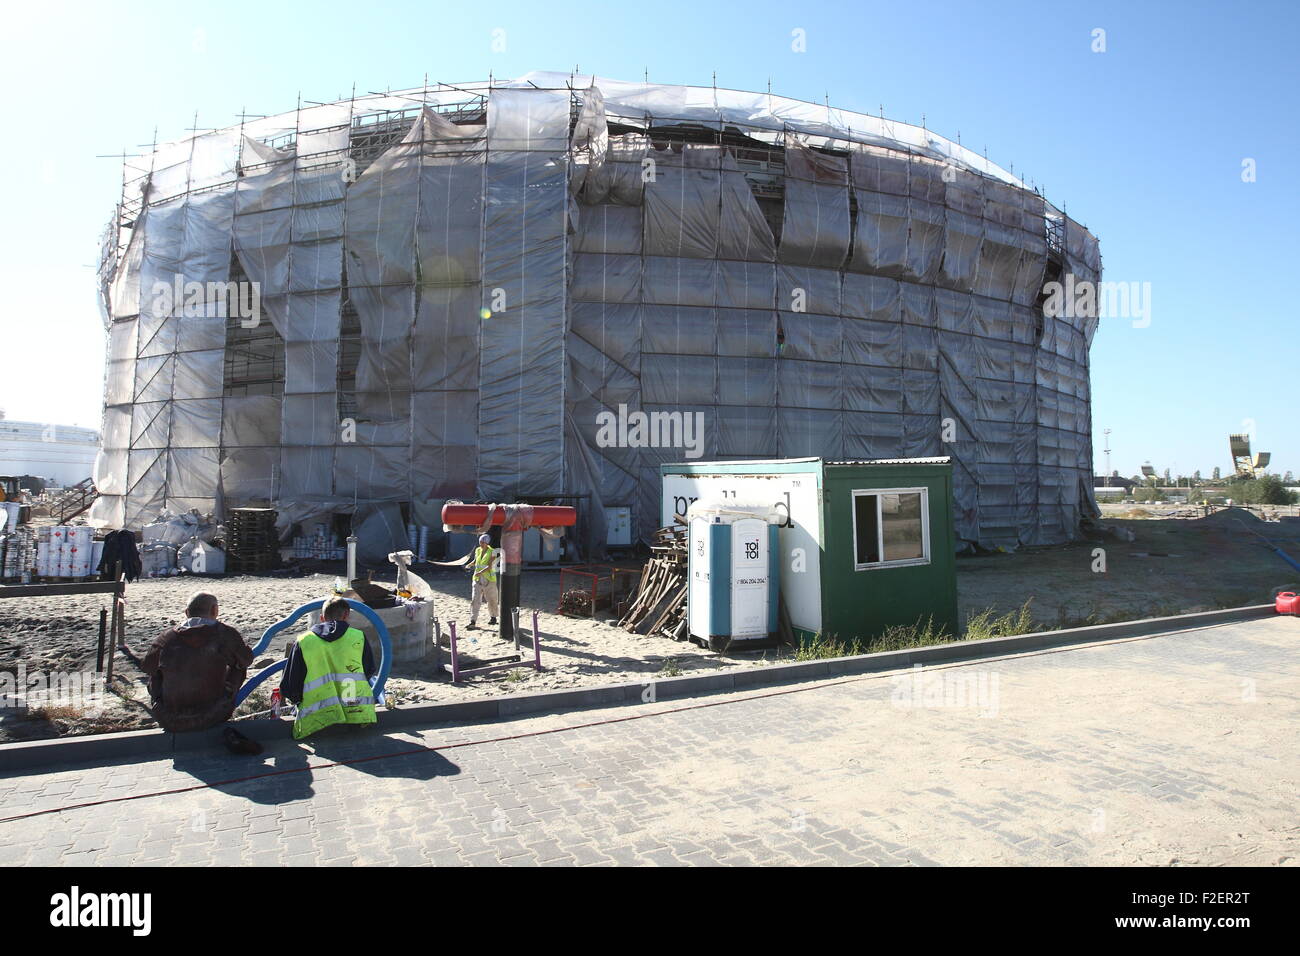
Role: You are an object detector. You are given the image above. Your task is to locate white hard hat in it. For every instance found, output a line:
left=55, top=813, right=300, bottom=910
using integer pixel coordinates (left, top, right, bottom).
left=478, top=533, right=491, bottom=544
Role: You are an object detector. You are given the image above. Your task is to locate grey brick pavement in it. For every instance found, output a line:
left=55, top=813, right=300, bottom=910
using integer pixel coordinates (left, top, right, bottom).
left=1, top=617, right=1297, bottom=866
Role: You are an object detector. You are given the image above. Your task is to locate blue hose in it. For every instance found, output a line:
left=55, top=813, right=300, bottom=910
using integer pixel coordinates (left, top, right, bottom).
left=1270, top=545, right=1300, bottom=575
left=235, top=599, right=391, bottom=708
left=1234, top=517, right=1300, bottom=576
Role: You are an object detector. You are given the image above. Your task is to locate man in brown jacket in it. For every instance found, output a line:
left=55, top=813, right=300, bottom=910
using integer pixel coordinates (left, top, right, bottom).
left=142, top=592, right=253, bottom=734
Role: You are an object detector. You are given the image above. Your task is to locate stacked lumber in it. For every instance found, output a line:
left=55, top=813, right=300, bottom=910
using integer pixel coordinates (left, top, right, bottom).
left=617, top=525, right=689, bottom=639
left=226, top=508, right=280, bottom=574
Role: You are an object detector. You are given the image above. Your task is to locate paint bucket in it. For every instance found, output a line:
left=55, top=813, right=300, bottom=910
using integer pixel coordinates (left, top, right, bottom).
left=35, top=527, right=52, bottom=577
left=68, top=527, right=94, bottom=578
left=52, top=525, right=71, bottom=577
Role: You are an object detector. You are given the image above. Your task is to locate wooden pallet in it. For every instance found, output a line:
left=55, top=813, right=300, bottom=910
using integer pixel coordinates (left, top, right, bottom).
left=228, top=553, right=280, bottom=573
left=616, top=525, right=688, bottom=638
left=225, top=508, right=280, bottom=574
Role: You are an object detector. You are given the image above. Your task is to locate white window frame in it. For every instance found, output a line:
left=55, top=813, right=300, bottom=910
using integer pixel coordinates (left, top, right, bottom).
left=851, top=487, right=931, bottom=571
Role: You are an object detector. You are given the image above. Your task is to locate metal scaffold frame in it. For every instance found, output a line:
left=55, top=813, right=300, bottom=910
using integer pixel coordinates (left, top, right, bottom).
left=94, top=73, right=1102, bottom=557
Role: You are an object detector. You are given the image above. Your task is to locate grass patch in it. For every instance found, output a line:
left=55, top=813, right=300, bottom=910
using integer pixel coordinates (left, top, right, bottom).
left=111, top=677, right=140, bottom=702
left=963, top=600, right=1035, bottom=640
left=868, top=616, right=952, bottom=652
left=656, top=658, right=683, bottom=677
left=793, top=633, right=864, bottom=661
left=26, top=704, right=148, bottom=737
left=30, top=704, right=83, bottom=722
left=792, top=600, right=1034, bottom=659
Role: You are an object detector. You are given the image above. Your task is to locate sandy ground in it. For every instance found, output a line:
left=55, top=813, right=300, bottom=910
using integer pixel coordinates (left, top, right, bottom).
left=961, top=508, right=1300, bottom=627
left=3, top=508, right=1297, bottom=741
left=0, top=565, right=764, bottom=741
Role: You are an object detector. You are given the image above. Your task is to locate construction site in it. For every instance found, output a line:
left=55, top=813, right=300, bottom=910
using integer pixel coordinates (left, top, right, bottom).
left=3, top=74, right=1296, bottom=745
left=5, top=0, right=1300, bottom=888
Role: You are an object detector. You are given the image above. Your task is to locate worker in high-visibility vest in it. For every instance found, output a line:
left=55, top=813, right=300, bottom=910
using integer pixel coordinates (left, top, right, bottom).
left=466, top=533, right=499, bottom=631
left=281, top=596, right=376, bottom=739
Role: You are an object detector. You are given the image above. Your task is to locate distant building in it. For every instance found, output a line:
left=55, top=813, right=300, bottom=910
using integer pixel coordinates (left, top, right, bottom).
left=1093, top=475, right=1136, bottom=492
left=0, top=414, right=99, bottom=486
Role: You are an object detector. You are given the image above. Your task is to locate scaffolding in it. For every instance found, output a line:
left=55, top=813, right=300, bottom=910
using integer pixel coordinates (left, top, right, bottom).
left=93, top=72, right=1102, bottom=556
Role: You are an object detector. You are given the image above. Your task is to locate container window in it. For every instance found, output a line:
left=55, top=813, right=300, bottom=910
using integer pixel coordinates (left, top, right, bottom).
left=852, top=488, right=930, bottom=570
left=854, top=493, right=880, bottom=564
left=880, top=493, right=925, bottom=560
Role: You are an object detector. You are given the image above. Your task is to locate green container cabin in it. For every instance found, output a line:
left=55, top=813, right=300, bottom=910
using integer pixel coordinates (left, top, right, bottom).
left=660, top=457, right=958, bottom=644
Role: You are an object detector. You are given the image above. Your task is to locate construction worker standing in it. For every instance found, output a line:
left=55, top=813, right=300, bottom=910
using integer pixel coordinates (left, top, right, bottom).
left=281, top=597, right=377, bottom=740
left=467, top=533, right=499, bottom=630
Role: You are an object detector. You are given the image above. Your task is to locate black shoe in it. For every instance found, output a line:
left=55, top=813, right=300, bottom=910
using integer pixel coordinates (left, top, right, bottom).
left=488, top=618, right=497, bottom=626
left=466, top=623, right=478, bottom=631
left=222, top=727, right=263, bottom=755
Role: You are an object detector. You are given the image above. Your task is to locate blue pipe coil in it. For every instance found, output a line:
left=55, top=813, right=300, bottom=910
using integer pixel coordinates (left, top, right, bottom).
left=235, top=599, right=391, bottom=708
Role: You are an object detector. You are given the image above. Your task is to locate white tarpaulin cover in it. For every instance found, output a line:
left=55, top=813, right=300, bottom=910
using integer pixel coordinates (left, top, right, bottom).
left=94, top=76, right=1100, bottom=552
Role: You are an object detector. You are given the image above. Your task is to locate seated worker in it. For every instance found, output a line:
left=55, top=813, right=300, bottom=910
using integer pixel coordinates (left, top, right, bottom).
left=142, top=592, right=254, bottom=735
left=281, top=596, right=377, bottom=740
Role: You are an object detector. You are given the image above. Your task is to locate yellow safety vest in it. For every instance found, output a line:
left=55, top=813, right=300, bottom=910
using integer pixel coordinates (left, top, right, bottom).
left=473, top=545, right=497, bottom=584
left=292, top=626, right=375, bottom=740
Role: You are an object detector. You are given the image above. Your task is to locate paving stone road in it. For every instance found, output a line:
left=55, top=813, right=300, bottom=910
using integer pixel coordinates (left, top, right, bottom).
left=2, top=617, right=1297, bottom=866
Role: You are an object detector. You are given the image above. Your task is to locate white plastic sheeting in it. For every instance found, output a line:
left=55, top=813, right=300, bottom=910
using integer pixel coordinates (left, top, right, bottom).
left=96, top=77, right=1100, bottom=552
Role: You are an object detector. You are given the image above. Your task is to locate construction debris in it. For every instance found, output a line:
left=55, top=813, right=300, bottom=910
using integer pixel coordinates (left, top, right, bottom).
left=558, top=589, right=595, bottom=617
left=617, top=525, right=688, bottom=640
left=556, top=564, right=632, bottom=618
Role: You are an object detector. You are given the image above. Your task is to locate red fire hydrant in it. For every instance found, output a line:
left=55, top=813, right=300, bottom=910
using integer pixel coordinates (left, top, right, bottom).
left=442, top=503, right=578, bottom=641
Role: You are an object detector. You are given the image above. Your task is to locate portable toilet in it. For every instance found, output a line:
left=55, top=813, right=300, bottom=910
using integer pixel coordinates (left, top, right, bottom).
left=686, top=503, right=781, bottom=650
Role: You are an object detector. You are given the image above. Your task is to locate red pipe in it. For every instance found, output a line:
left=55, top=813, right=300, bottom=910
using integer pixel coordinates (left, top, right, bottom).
left=441, top=503, right=577, bottom=528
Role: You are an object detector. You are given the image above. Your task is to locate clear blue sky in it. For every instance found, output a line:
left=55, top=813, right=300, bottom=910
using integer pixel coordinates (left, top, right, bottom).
left=0, top=0, right=1294, bottom=479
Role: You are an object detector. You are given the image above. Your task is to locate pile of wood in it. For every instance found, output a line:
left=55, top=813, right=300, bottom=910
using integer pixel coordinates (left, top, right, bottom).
left=617, top=525, right=688, bottom=640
